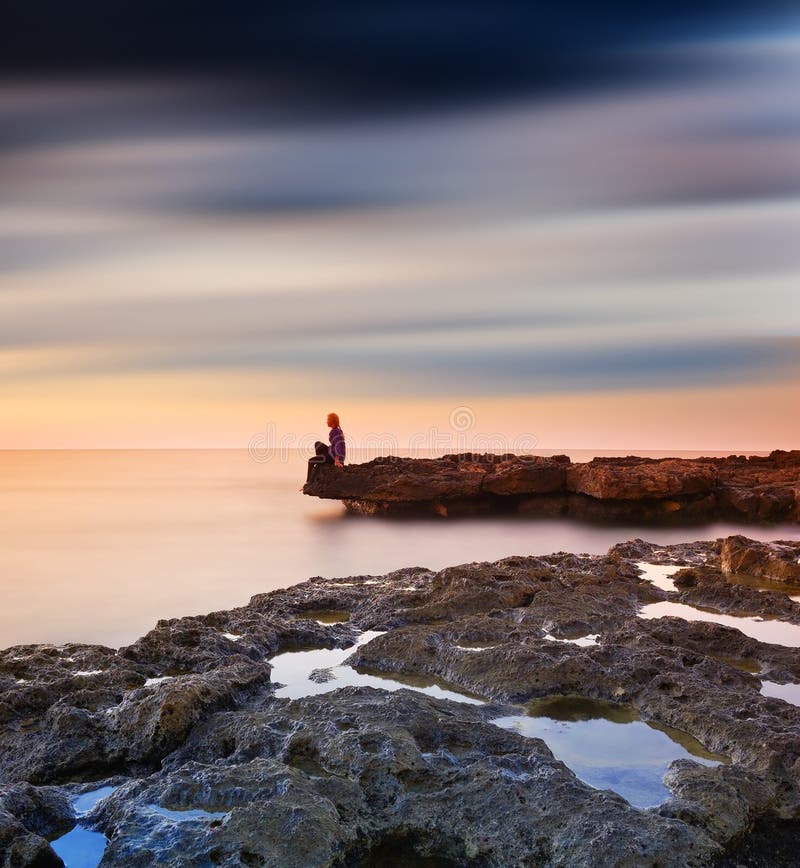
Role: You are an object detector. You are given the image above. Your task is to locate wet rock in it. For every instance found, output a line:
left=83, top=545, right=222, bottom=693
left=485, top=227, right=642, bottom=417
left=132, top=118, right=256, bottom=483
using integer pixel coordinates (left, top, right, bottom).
left=660, top=760, right=774, bottom=844
left=1, top=662, right=273, bottom=785
left=674, top=568, right=700, bottom=588
left=720, top=536, right=800, bottom=584
left=676, top=579, right=800, bottom=621
left=0, top=783, right=73, bottom=839
left=566, top=491, right=718, bottom=524
left=305, top=454, right=490, bottom=502
left=0, top=608, right=352, bottom=785
left=0, top=783, right=71, bottom=867
left=0, top=812, right=63, bottom=868
left=711, top=814, right=800, bottom=867
left=3, top=537, right=800, bottom=865
left=303, top=452, right=800, bottom=523
left=566, top=457, right=717, bottom=500
left=609, top=538, right=719, bottom=565
left=106, top=662, right=271, bottom=767
left=94, top=689, right=718, bottom=868
left=714, top=451, right=800, bottom=522
left=483, top=456, right=566, bottom=495
left=516, top=493, right=569, bottom=516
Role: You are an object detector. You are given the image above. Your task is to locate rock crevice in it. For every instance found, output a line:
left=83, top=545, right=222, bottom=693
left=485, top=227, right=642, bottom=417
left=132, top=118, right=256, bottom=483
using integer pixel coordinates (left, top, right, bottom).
left=2, top=536, right=800, bottom=865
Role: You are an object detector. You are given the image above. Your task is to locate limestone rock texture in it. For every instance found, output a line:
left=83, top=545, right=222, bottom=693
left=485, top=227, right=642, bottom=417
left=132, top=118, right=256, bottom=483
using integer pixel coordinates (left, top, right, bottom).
left=1, top=537, right=800, bottom=865
left=720, top=535, right=800, bottom=584
left=303, top=450, right=800, bottom=523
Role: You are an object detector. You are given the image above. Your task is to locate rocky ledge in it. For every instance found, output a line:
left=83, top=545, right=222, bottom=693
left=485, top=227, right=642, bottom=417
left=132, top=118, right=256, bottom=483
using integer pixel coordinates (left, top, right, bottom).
left=302, top=450, right=800, bottom=523
left=2, top=536, right=800, bottom=866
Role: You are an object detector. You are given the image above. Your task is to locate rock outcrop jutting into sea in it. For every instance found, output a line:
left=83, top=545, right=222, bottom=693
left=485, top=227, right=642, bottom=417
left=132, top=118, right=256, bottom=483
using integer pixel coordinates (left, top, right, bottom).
left=2, top=536, right=800, bottom=866
left=303, top=450, right=800, bottom=522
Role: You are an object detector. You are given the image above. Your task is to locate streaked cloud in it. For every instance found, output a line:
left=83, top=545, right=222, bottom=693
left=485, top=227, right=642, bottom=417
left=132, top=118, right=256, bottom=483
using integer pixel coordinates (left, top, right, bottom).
left=1, top=31, right=799, bottom=446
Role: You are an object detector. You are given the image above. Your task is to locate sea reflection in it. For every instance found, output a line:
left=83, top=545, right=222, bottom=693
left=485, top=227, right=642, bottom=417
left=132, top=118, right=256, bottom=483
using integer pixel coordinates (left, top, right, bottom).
left=1, top=450, right=798, bottom=649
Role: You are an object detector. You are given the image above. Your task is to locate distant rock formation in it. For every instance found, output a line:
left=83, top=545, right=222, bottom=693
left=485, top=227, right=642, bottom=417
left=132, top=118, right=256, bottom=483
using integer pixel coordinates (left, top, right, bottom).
left=303, top=450, right=800, bottom=523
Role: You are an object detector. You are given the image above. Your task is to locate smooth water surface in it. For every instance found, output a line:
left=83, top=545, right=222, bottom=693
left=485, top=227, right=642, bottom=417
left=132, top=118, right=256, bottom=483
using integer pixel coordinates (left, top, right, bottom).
left=712, top=655, right=762, bottom=674
left=639, top=561, right=800, bottom=599
left=638, top=562, right=800, bottom=647
left=760, top=681, right=800, bottom=707
left=50, top=786, right=118, bottom=868
left=639, top=601, right=800, bottom=648
left=491, top=696, right=724, bottom=808
left=50, top=827, right=107, bottom=868
left=637, top=563, right=683, bottom=592
left=301, top=609, right=352, bottom=624
left=2, top=449, right=797, bottom=648
left=725, top=572, right=800, bottom=600
left=73, top=786, right=117, bottom=815
left=269, top=631, right=484, bottom=704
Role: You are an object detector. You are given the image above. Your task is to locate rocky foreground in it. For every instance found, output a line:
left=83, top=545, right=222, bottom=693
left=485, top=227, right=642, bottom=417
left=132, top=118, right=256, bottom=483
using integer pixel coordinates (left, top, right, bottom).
left=303, top=450, right=800, bottom=523
left=2, top=536, right=800, bottom=866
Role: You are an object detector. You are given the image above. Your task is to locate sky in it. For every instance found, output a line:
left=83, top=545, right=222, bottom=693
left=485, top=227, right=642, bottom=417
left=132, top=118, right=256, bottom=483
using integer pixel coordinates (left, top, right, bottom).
left=1, top=3, right=799, bottom=450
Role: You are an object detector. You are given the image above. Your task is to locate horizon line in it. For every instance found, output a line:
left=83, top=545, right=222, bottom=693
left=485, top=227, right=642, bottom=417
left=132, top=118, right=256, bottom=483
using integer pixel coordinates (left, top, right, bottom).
left=0, top=446, right=788, bottom=455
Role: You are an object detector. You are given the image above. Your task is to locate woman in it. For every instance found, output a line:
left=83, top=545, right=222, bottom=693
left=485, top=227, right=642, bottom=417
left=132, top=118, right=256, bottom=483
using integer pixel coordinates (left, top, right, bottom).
left=311, top=412, right=346, bottom=468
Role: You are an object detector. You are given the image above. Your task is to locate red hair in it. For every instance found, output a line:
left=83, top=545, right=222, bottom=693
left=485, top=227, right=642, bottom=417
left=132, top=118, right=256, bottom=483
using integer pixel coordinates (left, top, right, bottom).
left=327, top=412, right=340, bottom=427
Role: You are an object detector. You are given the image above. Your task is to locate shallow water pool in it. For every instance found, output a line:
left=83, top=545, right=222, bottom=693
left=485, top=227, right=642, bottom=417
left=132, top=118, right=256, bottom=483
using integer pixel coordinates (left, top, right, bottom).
left=269, top=632, right=484, bottom=704
left=490, top=696, right=725, bottom=808
left=639, top=600, right=800, bottom=647
left=50, top=786, right=118, bottom=868
left=760, top=680, right=800, bottom=707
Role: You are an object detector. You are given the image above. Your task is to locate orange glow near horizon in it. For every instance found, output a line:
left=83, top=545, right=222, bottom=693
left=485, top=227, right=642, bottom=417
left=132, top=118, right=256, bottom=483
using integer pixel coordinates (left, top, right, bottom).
left=3, top=50, right=800, bottom=454
left=1, top=369, right=797, bottom=452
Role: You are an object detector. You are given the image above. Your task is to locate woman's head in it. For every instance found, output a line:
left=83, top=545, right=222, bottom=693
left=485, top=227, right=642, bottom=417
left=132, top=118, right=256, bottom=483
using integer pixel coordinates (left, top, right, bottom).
left=327, top=412, right=340, bottom=428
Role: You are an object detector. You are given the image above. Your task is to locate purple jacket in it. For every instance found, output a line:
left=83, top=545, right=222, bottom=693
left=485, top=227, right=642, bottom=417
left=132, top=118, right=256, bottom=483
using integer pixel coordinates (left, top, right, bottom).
left=329, top=426, right=346, bottom=462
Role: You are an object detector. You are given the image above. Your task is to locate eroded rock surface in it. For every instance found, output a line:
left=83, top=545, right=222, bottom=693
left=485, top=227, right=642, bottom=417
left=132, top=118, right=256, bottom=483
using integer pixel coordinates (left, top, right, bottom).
left=2, top=536, right=800, bottom=866
left=303, top=450, right=800, bottom=523
left=720, top=535, right=800, bottom=584
left=0, top=783, right=71, bottom=867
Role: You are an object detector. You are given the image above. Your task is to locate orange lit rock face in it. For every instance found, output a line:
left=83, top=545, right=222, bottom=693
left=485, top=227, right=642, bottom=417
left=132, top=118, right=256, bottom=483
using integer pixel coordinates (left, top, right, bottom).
left=720, top=535, right=800, bottom=584
left=303, top=450, right=800, bottom=523
left=566, top=458, right=716, bottom=500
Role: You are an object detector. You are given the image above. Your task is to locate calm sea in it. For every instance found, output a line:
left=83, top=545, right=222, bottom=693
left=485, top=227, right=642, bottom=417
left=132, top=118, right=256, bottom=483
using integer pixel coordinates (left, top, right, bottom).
left=1, top=449, right=797, bottom=649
